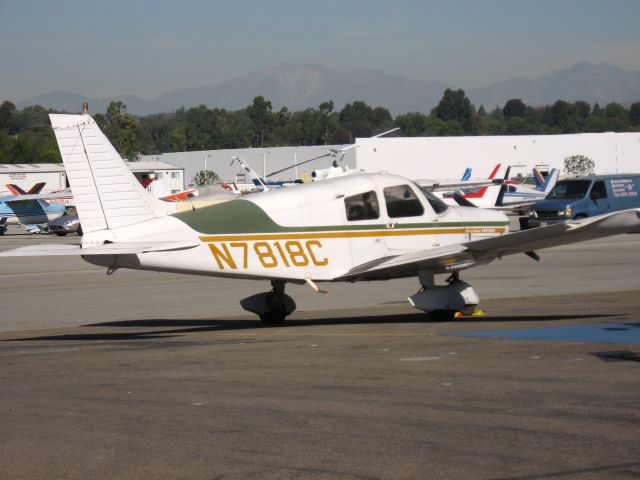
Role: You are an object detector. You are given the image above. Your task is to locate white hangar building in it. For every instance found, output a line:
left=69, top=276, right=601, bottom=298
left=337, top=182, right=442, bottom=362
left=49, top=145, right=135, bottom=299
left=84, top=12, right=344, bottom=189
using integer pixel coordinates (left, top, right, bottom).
left=0, top=161, right=184, bottom=197
left=0, top=164, right=68, bottom=196
left=355, top=132, right=640, bottom=180
left=140, top=145, right=356, bottom=188
left=141, top=132, right=640, bottom=190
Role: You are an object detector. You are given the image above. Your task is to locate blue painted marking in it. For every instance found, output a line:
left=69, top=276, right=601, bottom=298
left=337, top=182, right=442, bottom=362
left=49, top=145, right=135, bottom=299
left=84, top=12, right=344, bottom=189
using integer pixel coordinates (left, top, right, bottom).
left=447, top=322, right=640, bottom=344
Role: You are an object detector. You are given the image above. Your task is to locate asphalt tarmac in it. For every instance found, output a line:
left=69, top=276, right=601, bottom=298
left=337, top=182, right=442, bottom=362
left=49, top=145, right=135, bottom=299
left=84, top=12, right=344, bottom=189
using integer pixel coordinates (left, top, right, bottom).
left=1, top=227, right=639, bottom=479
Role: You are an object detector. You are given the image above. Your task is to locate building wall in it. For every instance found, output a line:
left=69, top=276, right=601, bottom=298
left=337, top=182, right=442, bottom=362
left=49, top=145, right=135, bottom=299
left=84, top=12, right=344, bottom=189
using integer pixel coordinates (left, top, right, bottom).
left=0, top=169, right=67, bottom=196
left=141, top=145, right=356, bottom=189
left=355, top=132, right=640, bottom=180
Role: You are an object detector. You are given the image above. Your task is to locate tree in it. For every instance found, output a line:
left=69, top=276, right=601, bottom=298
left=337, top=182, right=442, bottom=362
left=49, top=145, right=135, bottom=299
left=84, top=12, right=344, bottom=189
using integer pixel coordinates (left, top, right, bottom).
left=434, top=89, right=477, bottom=133
left=604, top=102, right=630, bottom=131
left=434, top=89, right=473, bottom=122
left=630, top=102, right=640, bottom=126
left=0, top=100, right=16, bottom=130
left=192, top=169, right=219, bottom=186
left=502, top=99, right=526, bottom=119
left=339, top=100, right=392, bottom=141
left=544, top=100, right=578, bottom=133
left=564, top=154, right=595, bottom=175
left=101, top=101, right=140, bottom=160
left=395, top=112, right=428, bottom=136
left=318, top=101, right=335, bottom=144
left=246, top=96, right=274, bottom=148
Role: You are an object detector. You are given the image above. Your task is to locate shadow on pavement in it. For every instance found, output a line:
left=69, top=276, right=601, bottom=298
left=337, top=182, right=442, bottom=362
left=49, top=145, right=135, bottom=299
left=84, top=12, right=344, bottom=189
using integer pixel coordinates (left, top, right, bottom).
left=2, top=312, right=614, bottom=342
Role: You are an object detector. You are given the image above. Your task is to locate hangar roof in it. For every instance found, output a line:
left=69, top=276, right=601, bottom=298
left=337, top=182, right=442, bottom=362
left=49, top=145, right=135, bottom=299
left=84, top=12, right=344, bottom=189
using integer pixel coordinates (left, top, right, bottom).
left=127, top=161, right=182, bottom=172
left=0, top=163, right=66, bottom=172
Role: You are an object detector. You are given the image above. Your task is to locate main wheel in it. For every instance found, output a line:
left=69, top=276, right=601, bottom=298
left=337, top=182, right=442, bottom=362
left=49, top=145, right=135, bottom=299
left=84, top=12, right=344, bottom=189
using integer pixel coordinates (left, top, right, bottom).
left=428, top=309, right=457, bottom=322
left=77, top=225, right=83, bottom=236
left=259, top=309, right=287, bottom=325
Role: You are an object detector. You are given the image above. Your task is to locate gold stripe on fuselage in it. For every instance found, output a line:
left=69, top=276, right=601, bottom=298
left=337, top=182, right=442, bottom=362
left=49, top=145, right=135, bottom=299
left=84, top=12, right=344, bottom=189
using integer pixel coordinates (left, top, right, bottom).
left=200, top=227, right=506, bottom=243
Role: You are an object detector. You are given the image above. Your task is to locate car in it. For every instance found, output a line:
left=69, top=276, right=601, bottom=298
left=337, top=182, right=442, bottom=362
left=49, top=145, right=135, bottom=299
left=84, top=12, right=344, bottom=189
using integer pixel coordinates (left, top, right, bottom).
left=48, top=214, right=82, bottom=236
left=528, top=174, right=640, bottom=227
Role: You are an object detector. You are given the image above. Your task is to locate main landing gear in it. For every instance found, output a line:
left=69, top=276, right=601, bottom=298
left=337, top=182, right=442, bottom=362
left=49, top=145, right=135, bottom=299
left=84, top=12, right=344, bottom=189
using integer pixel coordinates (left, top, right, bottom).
left=408, top=270, right=480, bottom=322
left=240, top=280, right=297, bottom=325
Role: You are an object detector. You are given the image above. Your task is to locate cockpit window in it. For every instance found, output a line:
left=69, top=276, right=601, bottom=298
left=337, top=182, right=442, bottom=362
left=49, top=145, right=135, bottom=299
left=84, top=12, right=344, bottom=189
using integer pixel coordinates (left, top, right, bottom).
left=383, top=185, right=425, bottom=218
left=344, top=190, right=380, bottom=221
left=417, top=186, right=449, bottom=214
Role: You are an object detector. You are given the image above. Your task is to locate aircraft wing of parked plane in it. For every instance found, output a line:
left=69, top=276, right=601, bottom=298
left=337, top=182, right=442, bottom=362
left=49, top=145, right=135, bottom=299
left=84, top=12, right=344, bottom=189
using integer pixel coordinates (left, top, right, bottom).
left=2, top=113, right=639, bottom=324
left=416, top=178, right=495, bottom=192
left=338, top=209, right=640, bottom=281
left=0, top=191, right=70, bottom=233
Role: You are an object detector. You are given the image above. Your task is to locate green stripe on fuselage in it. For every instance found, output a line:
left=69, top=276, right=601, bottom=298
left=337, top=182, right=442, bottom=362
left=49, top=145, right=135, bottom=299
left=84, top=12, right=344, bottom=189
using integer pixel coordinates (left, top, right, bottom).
left=173, top=198, right=508, bottom=234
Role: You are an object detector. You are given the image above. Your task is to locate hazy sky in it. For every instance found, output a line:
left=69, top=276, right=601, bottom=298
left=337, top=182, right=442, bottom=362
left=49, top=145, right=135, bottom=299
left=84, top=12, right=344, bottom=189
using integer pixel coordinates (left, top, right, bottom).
left=1, top=0, right=639, bottom=101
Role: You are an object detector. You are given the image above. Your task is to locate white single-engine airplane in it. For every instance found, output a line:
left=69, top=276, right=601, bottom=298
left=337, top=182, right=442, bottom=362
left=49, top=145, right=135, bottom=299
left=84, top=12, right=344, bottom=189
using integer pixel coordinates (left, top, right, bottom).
left=3, top=113, right=640, bottom=324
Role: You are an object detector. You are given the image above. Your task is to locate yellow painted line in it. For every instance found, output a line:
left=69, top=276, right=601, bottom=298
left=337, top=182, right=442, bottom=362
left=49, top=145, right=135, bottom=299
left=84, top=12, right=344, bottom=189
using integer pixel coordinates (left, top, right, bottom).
left=200, top=228, right=506, bottom=242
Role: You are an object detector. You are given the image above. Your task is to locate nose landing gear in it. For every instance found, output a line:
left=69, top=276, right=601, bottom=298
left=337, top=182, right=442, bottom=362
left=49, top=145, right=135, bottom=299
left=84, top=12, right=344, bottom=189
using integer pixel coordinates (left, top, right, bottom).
left=408, top=271, right=479, bottom=321
left=240, top=280, right=297, bottom=325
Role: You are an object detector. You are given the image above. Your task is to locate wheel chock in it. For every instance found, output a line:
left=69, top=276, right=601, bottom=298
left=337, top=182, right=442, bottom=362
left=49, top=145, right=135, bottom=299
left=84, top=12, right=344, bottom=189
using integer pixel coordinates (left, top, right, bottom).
left=455, top=309, right=486, bottom=318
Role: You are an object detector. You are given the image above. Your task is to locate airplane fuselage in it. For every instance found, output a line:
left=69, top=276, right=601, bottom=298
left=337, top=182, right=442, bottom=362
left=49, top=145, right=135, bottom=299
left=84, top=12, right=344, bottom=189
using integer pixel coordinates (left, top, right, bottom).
left=83, top=173, right=510, bottom=282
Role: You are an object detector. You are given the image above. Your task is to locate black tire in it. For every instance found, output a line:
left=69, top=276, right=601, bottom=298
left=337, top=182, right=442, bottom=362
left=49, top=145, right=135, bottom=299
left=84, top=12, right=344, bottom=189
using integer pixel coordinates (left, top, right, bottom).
left=428, top=309, right=457, bottom=322
left=54, top=232, right=68, bottom=237
left=573, top=214, right=588, bottom=220
left=259, top=310, right=287, bottom=325
left=77, top=225, right=83, bottom=236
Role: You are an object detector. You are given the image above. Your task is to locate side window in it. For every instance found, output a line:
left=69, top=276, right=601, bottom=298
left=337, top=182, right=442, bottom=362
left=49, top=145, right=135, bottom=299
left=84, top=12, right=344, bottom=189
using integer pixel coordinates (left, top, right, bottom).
left=591, top=181, right=607, bottom=199
left=384, top=185, right=425, bottom=218
left=344, top=191, right=380, bottom=221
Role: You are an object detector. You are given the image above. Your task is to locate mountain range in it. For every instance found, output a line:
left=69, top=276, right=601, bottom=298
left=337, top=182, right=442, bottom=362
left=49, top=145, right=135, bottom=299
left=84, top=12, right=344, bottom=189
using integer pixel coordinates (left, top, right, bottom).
left=15, top=62, right=640, bottom=116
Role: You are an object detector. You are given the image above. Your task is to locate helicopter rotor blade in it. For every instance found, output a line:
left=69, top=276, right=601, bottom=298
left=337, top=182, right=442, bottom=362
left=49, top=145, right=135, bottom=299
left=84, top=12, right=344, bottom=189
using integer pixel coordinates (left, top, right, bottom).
left=264, top=127, right=399, bottom=178
left=371, top=127, right=400, bottom=139
left=266, top=152, right=331, bottom=178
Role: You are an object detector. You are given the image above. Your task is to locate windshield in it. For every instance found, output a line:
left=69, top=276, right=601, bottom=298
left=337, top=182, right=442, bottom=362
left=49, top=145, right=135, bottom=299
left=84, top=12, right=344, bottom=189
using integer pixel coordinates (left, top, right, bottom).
left=547, top=180, right=592, bottom=200
left=418, top=186, right=449, bottom=214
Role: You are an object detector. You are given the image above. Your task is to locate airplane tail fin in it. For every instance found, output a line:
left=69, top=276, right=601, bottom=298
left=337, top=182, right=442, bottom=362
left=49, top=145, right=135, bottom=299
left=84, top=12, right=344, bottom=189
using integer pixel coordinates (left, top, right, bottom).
left=488, top=163, right=501, bottom=180
left=49, top=114, right=175, bottom=234
left=541, top=169, right=559, bottom=193
left=533, top=168, right=545, bottom=189
left=484, top=184, right=507, bottom=207
left=461, top=167, right=472, bottom=182
left=6, top=184, right=26, bottom=195
left=6, top=182, right=46, bottom=196
left=28, top=182, right=46, bottom=194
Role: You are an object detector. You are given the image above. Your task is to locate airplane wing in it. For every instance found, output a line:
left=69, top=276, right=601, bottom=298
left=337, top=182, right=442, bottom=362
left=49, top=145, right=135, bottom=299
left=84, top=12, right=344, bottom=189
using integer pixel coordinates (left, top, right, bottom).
left=415, top=179, right=495, bottom=192
left=338, top=208, right=640, bottom=281
left=0, top=241, right=199, bottom=257
left=3, top=191, right=73, bottom=203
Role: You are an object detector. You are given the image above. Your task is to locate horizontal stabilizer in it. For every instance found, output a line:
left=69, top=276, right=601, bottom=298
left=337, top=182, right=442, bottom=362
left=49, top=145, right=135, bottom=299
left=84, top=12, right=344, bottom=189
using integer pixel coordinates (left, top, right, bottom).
left=0, top=241, right=199, bottom=257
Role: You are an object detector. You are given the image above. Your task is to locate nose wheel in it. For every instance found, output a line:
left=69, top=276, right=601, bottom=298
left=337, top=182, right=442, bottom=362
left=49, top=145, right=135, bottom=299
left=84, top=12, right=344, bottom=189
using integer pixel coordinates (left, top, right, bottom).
left=240, top=280, right=297, bottom=326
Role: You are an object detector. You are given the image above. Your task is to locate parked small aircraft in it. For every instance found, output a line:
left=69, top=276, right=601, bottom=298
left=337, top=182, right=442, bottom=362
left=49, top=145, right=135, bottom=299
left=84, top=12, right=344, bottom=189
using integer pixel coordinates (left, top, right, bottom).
left=0, top=191, right=67, bottom=234
left=496, top=168, right=560, bottom=208
left=3, top=113, right=640, bottom=324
